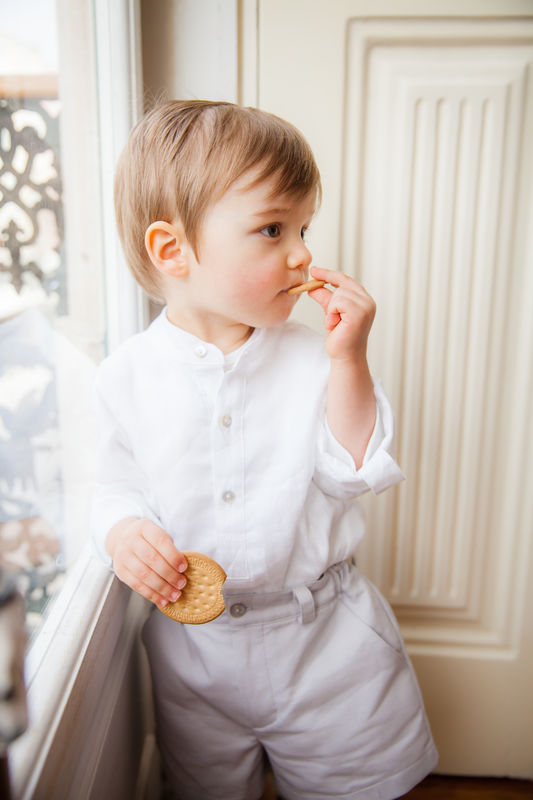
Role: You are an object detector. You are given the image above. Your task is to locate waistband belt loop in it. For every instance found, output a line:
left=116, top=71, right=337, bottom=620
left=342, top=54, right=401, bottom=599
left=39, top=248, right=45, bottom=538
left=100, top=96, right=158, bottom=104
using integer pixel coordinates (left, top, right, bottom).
left=293, top=585, right=316, bottom=625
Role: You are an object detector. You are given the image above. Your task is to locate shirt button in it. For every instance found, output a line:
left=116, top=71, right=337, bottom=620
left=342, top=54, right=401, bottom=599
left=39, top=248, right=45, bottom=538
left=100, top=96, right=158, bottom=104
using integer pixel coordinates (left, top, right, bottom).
left=194, top=344, right=207, bottom=358
left=222, top=490, right=236, bottom=504
left=220, top=414, right=232, bottom=428
left=230, top=603, right=247, bottom=618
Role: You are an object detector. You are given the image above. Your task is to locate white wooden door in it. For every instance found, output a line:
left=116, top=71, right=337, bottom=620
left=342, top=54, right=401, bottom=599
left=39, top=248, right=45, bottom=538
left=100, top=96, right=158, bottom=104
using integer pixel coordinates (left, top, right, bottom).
left=240, top=0, right=533, bottom=777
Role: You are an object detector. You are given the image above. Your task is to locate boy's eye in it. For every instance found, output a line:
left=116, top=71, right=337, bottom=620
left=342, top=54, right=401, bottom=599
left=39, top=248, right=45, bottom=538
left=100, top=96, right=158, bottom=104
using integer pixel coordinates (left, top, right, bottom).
left=261, top=224, right=281, bottom=238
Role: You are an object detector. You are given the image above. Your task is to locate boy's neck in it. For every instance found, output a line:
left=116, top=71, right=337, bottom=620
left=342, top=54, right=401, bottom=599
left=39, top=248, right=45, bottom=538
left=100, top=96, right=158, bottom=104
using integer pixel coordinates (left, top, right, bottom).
left=165, top=306, right=254, bottom=354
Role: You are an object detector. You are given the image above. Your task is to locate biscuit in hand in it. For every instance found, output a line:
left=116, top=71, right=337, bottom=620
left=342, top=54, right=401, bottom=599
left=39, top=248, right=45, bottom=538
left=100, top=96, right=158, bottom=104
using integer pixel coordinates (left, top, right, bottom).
left=158, top=551, right=226, bottom=624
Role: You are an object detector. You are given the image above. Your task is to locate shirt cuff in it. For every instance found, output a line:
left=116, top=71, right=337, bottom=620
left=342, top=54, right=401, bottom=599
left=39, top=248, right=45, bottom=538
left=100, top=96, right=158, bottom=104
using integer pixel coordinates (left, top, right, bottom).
left=315, top=380, right=405, bottom=498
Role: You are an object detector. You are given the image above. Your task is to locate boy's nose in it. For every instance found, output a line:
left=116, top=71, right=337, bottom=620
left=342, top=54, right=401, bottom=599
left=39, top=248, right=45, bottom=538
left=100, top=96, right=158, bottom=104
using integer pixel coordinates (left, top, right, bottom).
left=287, top=240, right=312, bottom=270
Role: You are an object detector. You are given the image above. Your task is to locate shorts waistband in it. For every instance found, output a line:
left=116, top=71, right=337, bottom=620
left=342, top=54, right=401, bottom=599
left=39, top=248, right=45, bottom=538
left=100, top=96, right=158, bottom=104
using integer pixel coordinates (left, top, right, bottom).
left=221, top=560, right=354, bottom=626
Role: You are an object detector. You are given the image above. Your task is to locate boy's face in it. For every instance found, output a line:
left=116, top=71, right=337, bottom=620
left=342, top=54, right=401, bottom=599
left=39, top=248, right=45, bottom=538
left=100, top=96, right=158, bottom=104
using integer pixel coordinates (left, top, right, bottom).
left=167, top=168, right=316, bottom=346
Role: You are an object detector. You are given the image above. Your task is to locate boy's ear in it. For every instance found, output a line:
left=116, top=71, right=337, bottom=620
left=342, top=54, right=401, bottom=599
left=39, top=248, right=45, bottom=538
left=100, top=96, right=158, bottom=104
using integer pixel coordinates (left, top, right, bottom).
left=145, top=221, right=189, bottom=278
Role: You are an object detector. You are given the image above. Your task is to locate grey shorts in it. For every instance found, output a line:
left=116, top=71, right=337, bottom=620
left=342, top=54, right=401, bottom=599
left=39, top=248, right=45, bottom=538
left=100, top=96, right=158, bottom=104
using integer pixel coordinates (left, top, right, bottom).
left=142, top=561, right=438, bottom=800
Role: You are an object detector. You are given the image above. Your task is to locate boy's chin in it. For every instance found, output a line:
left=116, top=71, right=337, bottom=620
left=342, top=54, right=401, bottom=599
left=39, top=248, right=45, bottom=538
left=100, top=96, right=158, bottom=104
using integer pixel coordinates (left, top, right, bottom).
left=253, top=308, right=295, bottom=328
left=239, top=295, right=299, bottom=329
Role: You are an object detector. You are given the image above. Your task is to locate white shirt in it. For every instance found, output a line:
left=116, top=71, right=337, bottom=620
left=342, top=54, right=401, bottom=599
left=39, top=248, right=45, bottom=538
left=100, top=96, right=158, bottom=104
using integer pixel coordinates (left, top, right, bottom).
left=91, top=311, right=404, bottom=591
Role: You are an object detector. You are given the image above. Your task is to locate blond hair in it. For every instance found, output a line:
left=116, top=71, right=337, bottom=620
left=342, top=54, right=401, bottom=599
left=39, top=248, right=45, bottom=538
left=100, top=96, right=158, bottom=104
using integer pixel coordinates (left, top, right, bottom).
left=114, top=100, right=321, bottom=301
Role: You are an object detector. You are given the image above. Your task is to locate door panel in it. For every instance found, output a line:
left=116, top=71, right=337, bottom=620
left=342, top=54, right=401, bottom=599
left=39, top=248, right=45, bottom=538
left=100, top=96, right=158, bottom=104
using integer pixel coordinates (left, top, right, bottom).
left=245, top=1, right=533, bottom=776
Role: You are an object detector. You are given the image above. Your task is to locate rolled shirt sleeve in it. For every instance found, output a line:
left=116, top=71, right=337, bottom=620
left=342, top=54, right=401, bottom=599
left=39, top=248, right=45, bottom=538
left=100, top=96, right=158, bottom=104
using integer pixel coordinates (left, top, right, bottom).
left=314, top=379, right=405, bottom=499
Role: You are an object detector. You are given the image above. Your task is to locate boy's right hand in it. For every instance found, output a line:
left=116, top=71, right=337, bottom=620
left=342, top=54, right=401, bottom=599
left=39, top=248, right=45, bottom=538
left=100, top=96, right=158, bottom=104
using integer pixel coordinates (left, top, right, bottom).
left=106, top=517, right=188, bottom=608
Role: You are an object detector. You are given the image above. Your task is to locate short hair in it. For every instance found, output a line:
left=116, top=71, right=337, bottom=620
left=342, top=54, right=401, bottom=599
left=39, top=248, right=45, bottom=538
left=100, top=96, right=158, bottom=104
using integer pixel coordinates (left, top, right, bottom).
left=114, top=100, right=322, bottom=301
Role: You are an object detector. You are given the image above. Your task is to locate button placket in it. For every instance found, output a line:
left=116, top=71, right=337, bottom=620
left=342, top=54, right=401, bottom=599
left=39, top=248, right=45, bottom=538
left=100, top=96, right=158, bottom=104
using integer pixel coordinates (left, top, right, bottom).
left=212, top=373, right=247, bottom=578
left=218, top=395, right=236, bottom=506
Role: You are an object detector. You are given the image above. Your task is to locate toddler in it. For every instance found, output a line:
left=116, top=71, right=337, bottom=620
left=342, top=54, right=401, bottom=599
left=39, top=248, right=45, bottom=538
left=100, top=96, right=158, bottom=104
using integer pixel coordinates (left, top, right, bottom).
left=92, top=100, right=438, bottom=800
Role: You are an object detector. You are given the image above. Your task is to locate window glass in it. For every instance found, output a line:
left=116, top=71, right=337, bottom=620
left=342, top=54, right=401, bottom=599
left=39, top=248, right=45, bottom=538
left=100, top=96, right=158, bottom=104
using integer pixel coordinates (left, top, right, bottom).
left=0, top=1, right=105, bottom=641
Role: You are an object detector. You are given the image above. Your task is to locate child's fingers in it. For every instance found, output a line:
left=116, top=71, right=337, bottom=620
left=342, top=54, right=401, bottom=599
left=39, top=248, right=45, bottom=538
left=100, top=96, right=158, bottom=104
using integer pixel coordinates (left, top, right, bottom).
left=325, top=283, right=376, bottom=318
left=307, top=284, right=334, bottom=314
left=109, top=518, right=189, bottom=604
left=308, top=267, right=370, bottom=309
left=116, top=549, right=186, bottom=604
left=132, top=536, right=187, bottom=595
left=308, top=276, right=374, bottom=329
left=307, top=266, right=376, bottom=352
left=309, top=267, right=375, bottom=313
left=310, top=265, right=355, bottom=289
left=139, top=520, right=188, bottom=574
left=307, top=287, right=342, bottom=330
left=116, top=560, right=181, bottom=609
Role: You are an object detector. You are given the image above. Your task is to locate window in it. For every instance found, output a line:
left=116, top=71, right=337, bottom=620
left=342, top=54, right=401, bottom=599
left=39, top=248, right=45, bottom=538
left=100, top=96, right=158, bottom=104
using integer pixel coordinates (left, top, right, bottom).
left=0, top=0, right=106, bottom=642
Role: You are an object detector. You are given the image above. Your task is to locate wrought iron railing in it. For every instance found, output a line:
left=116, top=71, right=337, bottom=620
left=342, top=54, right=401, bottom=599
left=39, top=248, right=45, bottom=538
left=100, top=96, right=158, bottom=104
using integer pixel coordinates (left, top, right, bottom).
left=0, top=96, right=65, bottom=311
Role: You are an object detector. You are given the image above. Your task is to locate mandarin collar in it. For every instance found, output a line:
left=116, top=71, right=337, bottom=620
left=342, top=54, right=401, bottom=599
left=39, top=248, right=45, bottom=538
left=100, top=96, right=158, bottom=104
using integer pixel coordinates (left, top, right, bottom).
left=153, top=308, right=267, bottom=369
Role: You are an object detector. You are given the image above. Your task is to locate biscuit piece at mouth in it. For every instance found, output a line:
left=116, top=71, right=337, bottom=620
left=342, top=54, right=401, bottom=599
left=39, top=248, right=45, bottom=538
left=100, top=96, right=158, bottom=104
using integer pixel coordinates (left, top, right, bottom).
left=287, top=279, right=326, bottom=295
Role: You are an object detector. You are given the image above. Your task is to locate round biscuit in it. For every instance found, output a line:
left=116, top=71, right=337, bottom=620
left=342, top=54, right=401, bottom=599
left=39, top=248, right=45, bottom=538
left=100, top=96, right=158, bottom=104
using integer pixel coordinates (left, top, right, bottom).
left=159, top=551, right=226, bottom=624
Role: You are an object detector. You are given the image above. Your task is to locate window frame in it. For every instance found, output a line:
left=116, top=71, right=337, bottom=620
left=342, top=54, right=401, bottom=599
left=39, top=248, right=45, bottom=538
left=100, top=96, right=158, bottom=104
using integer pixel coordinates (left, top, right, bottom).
left=92, top=0, right=148, bottom=347
left=8, top=546, right=127, bottom=797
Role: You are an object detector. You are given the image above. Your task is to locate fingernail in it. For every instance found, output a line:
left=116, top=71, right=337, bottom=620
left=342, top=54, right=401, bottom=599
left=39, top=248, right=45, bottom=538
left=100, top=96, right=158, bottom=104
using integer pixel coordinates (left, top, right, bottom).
left=178, top=562, right=187, bottom=573
left=170, top=590, right=181, bottom=602
left=159, top=599, right=168, bottom=608
left=177, top=577, right=186, bottom=590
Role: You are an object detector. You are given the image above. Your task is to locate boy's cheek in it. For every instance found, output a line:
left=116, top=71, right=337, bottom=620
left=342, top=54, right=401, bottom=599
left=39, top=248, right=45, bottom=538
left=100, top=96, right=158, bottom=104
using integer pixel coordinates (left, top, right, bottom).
left=234, top=274, right=274, bottom=299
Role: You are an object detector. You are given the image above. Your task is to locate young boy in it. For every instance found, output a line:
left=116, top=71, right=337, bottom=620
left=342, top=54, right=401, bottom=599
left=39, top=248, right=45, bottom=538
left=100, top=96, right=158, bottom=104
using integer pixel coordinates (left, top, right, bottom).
left=91, top=100, right=438, bottom=800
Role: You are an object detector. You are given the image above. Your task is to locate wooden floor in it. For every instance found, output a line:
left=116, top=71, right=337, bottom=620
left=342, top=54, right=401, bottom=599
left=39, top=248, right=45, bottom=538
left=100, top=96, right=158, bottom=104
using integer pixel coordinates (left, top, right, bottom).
left=263, top=773, right=533, bottom=799
left=402, top=775, right=533, bottom=798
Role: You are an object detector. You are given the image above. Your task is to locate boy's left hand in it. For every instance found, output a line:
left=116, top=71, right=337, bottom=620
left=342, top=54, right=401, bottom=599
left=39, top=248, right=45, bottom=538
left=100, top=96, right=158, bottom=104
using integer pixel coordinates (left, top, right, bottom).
left=308, top=267, right=376, bottom=362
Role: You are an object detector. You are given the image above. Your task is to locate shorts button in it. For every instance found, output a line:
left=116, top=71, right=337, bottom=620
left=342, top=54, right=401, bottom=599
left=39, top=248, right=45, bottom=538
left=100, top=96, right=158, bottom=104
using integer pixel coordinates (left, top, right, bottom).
left=229, top=603, right=247, bottom=618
